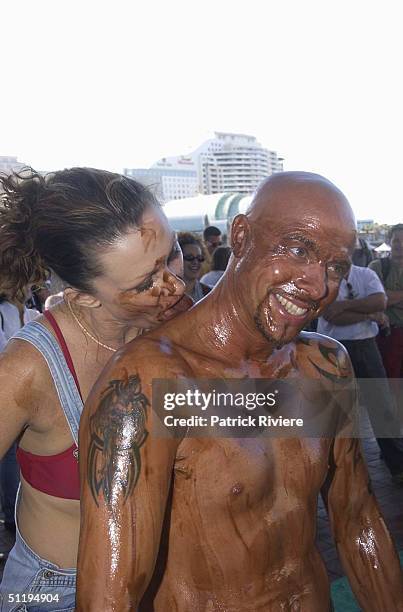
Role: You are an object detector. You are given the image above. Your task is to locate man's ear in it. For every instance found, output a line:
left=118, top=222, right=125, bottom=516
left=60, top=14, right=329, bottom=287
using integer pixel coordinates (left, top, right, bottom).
left=63, top=287, right=101, bottom=309
left=230, top=214, right=251, bottom=257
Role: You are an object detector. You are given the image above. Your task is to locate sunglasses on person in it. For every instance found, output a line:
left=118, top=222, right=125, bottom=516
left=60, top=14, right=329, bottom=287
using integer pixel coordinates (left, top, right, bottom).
left=183, top=255, right=205, bottom=263
left=346, top=282, right=356, bottom=300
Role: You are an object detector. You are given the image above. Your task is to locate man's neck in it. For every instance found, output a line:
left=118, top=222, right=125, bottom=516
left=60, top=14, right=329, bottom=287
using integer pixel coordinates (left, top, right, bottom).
left=169, top=281, right=278, bottom=366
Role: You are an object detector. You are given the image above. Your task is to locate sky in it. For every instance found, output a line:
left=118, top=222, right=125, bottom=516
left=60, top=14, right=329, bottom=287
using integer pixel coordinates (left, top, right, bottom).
left=1, top=0, right=402, bottom=223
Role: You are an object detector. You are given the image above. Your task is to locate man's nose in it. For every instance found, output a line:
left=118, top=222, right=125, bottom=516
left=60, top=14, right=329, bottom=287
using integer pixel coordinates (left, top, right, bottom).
left=294, top=262, right=328, bottom=302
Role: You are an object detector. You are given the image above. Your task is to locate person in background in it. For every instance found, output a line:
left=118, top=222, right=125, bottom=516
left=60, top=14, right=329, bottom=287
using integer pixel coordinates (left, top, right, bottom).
left=369, top=224, right=403, bottom=384
left=352, top=236, right=375, bottom=267
left=178, top=232, right=211, bottom=303
left=200, top=246, right=231, bottom=288
left=309, top=236, right=375, bottom=334
left=0, top=167, right=187, bottom=611
left=317, top=263, right=403, bottom=483
left=28, top=281, right=52, bottom=313
left=0, top=296, right=39, bottom=344
left=0, top=295, right=39, bottom=534
left=203, top=225, right=222, bottom=256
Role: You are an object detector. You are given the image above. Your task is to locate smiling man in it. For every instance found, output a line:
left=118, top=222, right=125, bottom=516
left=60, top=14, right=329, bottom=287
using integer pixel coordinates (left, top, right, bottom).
left=77, top=172, right=403, bottom=612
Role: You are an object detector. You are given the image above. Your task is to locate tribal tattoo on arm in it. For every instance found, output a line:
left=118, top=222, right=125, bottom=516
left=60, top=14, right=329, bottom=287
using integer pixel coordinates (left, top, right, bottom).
left=300, top=335, right=350, bottom=383
left=87, top=372, right=150, bottom=508
left=299, top=334, right=358, bottom=438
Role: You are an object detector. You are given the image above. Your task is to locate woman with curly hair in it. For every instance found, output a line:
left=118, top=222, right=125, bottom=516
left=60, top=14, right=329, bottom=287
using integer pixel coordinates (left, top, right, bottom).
left=0, top=167, right=188, bottom=611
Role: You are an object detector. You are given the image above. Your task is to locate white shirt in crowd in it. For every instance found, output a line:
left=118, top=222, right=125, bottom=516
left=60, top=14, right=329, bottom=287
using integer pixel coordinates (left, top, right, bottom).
left=0, top=302, right=39, bottom=351
left=200, top=270, right=225, bottom=288
left=317, top=265, right=385, bottom=341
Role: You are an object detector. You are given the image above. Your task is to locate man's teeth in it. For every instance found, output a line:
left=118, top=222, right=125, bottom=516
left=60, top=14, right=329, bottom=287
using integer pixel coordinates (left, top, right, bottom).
left=276, top=294, right=308, bottom=316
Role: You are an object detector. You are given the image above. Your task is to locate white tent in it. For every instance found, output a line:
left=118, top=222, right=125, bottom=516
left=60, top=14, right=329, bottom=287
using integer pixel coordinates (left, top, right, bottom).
left=374, top=242, right=391, bottom=252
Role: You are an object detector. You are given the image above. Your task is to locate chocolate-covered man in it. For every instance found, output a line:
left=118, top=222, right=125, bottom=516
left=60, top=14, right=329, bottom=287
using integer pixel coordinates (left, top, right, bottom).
left=77, top=172, right=403, bottom=611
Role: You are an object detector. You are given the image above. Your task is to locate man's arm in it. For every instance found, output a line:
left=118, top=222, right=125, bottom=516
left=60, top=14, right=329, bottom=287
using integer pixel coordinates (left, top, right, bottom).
left=323, top=292, right=386, bottom=324
left=325, top=311, right=375, bottom=325
left=323, top=360, right=403, bottom=610
left=76, top=346, right=184, bottom=611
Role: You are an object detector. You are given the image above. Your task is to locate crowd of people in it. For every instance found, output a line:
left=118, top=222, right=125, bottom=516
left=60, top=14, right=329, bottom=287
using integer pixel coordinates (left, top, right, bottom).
left=0, top=167, right=401, bottom=611
left=316, top=229, right=403, bottom=482
left=176, top=228, right=231, bottom=303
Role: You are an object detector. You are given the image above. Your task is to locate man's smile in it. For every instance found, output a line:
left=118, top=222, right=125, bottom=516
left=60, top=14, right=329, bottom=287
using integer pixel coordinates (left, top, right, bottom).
left=275, top=293, right=308, bottom=317
left=267, top=290, right=319, bottom=325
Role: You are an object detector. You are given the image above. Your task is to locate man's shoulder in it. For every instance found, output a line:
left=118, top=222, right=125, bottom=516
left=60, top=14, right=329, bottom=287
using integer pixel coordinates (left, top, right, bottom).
left=84, top=335, right=194, bottom=418
left=297, top=330, right=348, bottom=353
left=110, top=334, right=191, bottom=380
left=296, top=331, right=353, bottom=381
left=351, top=263, right=380, bottom=280
left=351, top=264, right=385, bottom=295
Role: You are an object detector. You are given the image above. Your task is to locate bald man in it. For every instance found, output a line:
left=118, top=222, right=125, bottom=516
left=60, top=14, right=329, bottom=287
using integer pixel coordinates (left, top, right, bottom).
left=76, top=173, right=403, bottom=611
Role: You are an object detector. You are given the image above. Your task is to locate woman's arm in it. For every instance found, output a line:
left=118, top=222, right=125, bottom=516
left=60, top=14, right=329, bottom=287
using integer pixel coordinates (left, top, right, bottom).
left=0, top=340, right=40, bottom=458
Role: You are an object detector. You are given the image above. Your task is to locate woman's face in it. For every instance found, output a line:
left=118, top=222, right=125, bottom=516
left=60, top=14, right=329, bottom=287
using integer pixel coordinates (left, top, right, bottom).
left=92, top=206, right=185, bottom=329
left=182, top=243, right=204, bottom=281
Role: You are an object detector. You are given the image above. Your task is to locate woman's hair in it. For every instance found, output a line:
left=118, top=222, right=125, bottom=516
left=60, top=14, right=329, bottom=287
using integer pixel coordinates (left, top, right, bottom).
left=0, top=167, right=159, bottom=301
left=212, top=246, right=231, bottom=271
left=177, top=232, right=205, bottom=254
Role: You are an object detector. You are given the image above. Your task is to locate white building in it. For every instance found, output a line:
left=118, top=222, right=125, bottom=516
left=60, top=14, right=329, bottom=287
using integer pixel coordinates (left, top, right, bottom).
left=124, top=132, right=283, bottom=202
left=195, top=132, right=283, bottom=195
left=124, top=156, right=199, bottom=203
left=0, top=156, right=25, bottom=175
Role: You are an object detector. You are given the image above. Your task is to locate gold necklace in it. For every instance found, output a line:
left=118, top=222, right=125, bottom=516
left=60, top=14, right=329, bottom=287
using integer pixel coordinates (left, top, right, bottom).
left=67, top=300, right=117, bottom=353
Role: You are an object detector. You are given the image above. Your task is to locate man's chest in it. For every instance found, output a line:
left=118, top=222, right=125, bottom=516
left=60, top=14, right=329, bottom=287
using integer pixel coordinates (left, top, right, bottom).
left=173, top=437, right=331, bottom=514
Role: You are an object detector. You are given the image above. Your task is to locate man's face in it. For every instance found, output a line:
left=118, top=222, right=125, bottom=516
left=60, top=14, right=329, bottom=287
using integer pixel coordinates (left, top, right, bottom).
left=205, top=235, right=222, bottom=255
left=391, top=229, right=403, bottom=264
left=234, top=182, right=356, bottom=347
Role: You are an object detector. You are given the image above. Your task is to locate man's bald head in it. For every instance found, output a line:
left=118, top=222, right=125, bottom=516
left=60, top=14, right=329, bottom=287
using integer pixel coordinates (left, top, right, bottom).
left=247, top=172, right=355, bottom=233
left=228, top=172, right=357, bottom=347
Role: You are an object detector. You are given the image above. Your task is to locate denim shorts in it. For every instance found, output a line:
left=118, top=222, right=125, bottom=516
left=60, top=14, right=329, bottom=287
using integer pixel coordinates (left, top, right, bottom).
left=0, top=490, right=76, bottom=612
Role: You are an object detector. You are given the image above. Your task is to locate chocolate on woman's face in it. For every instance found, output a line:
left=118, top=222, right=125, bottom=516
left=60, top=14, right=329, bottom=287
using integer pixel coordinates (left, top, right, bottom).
left=92, top=206, right=185, bottom=329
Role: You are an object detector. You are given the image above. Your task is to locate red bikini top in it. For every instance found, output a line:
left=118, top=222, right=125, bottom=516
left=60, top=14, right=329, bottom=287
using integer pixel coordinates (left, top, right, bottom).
left=16, top=310, right=82, bottom=500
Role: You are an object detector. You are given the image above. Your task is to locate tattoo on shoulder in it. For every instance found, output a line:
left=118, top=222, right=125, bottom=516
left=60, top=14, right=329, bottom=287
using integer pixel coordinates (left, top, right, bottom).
left=87, top=372, right=150, bottom=508
left=304, top=338, right=350, bottom=383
